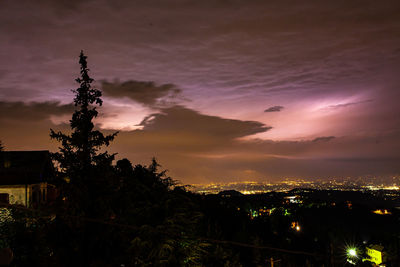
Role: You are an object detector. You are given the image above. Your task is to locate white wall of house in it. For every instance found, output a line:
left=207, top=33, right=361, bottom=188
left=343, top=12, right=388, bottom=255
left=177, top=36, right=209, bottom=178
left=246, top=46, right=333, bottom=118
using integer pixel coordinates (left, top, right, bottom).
left=0, top=185, right=28, bottom=206
left=0, top=182, right=47, bottom=207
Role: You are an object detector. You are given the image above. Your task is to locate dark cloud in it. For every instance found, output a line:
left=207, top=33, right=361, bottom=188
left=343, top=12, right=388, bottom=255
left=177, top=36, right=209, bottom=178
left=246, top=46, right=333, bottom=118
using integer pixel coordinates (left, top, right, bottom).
left=137, top=105, right=270, bottom=138
left=107, top=106, right=276, bottom=181
left=102, top=80, right=181, bottom=106
left=0, top=101, right=73, bottom=151
left=0, top=101, right=74, bottom=121
left=264, top=106, right=284, bottom=112
left=104, top=105, right=272, bottom=166
left=312, top=136, right=335, bottom=143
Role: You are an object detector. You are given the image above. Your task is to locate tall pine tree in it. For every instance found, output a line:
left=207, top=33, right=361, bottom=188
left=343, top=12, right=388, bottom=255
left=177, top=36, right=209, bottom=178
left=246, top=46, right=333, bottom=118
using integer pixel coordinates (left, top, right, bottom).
left=50, top=51, right=118, bottom=218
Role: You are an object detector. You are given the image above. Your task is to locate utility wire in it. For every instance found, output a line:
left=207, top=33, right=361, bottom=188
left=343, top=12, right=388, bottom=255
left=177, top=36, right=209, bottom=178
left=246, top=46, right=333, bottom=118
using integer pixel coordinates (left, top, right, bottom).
left=200, top=238, right=320, bottom=257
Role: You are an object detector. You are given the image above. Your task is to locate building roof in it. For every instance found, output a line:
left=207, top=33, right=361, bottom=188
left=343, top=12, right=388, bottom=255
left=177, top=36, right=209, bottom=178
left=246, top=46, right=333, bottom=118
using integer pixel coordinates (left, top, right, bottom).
left=0, top=151, right=54, bottom=185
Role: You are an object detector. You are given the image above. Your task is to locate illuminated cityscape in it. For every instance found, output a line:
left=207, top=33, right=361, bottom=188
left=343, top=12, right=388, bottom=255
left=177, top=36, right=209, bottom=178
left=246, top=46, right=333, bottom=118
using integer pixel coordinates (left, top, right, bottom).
left=193, top=177, right=400, bottom=266
left=191, top=176, right=400, bottom=195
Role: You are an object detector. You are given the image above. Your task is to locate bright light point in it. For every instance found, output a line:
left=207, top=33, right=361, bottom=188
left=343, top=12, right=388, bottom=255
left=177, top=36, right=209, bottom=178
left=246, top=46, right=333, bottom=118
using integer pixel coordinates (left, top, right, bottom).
left=347, top=248, right=357, bottom=257
left=291, top=221, right=301, bottom=231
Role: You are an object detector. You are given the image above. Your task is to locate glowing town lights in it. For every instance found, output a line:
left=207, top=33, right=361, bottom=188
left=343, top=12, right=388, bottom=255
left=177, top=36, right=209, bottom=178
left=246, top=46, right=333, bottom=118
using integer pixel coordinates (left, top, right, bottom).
left=372, top=209, right=392, bottom=215
left=383, top=185, right=399, bottom=190
left=291, top=221, right=301, bottom=231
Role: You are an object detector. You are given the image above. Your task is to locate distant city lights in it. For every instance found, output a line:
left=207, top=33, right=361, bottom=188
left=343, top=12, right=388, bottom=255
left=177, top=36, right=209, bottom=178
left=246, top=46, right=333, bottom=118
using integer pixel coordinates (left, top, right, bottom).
left=191, top=177, right=400, bottom=195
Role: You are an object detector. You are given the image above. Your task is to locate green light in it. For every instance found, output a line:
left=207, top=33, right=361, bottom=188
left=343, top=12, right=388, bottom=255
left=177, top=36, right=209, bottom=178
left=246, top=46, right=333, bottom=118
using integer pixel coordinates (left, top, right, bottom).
left=347, top=248, right=357, bottom=257
left=284, top=209, right=291, bottom=216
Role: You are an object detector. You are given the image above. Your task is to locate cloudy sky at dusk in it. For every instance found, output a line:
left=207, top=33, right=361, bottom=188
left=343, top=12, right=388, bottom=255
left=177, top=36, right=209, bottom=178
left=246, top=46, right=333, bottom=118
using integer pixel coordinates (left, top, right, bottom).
left=1, top=0, right=400, bottom=183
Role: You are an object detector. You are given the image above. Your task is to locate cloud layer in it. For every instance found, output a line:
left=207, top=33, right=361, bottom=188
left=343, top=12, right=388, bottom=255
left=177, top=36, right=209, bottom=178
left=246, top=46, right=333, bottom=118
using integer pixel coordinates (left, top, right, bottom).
left=1, top=0, right=400, bottom=182
left=0, top=99, right=399, bottom=183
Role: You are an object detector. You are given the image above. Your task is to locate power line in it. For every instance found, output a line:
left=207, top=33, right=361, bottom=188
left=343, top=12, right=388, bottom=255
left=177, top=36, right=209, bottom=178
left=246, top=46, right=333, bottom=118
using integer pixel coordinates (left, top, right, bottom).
left=200, top=238, right=319, bottom=257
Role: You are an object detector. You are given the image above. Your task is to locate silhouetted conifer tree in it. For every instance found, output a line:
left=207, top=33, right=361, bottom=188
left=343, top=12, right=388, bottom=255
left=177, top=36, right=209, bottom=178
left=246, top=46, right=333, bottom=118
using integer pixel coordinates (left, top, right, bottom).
left=49, top=51, right=119, bottom=265
left=50, top=51, right=117, bottom=217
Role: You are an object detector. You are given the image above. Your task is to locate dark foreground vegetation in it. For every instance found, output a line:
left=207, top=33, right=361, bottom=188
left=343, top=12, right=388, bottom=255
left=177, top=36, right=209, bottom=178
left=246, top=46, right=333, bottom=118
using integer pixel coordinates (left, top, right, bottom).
left=1, top=53, right=399, bottom=266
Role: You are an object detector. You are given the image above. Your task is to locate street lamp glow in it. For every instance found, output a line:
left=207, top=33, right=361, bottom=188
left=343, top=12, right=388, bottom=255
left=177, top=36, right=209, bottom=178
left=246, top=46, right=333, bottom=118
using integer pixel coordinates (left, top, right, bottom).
left=347, top=248, right=357, bottom=257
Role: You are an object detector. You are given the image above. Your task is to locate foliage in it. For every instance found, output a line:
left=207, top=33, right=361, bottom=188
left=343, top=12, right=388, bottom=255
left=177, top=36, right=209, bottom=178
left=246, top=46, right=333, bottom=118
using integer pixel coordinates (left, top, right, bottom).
left=46, top=51, right=209, bottom=266
left=114, top=159, right=209, bottom=266
left=0, top=207, right=56, bottom=266
left=50, top=51, right=118, bottom=218
left=47, top=51, right=120, bottom=265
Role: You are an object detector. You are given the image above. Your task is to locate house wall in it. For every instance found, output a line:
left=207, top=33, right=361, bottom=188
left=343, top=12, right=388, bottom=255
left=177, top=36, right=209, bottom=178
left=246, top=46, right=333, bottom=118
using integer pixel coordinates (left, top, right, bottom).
left=0, top=183, right=47, bottom=207
left=366, top=247, right=383, bottom=265
left=0, top=185, right=27, bottom=206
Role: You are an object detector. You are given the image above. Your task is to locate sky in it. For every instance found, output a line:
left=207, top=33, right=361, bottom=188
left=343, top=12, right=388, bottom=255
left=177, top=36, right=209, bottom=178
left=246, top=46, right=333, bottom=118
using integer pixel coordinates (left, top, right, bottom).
left=1, top=0, right=400, bottom=184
